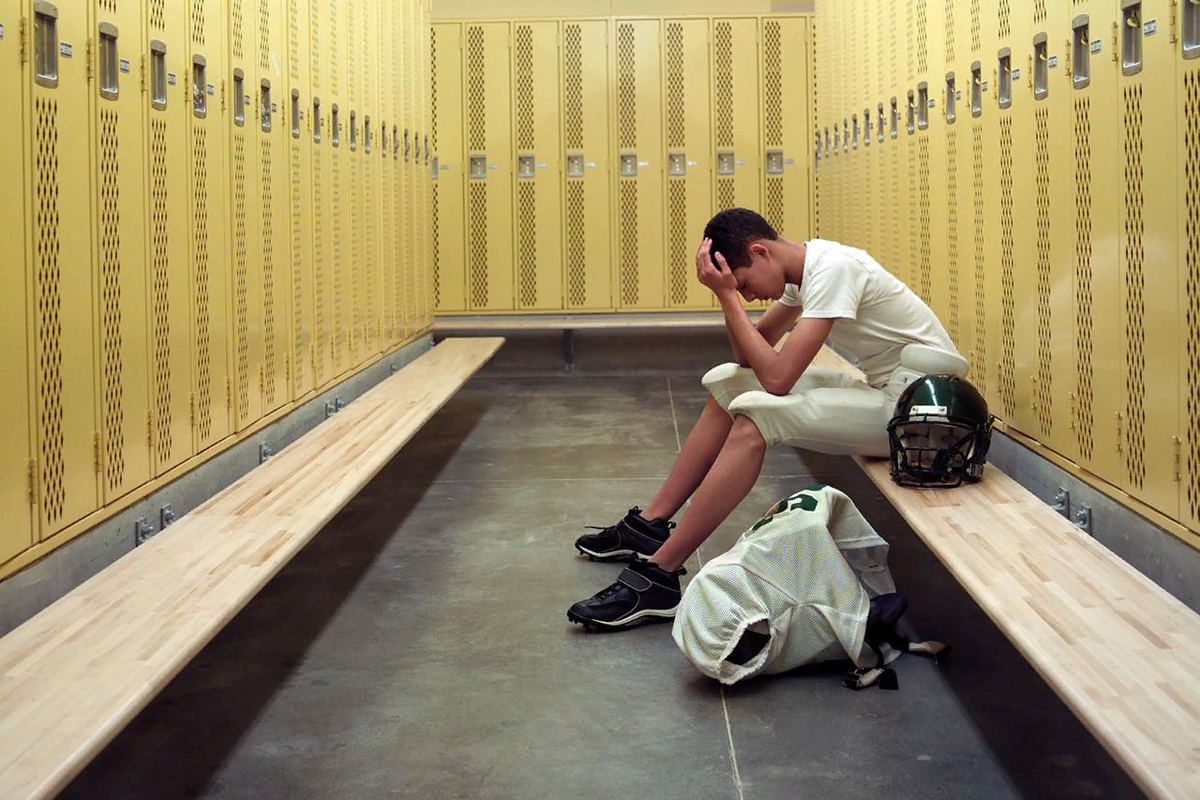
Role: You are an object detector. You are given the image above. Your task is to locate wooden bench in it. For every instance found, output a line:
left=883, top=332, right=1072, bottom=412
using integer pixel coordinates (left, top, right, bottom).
left=809, top=345, right=1200, bottom=800
left=0, top=336, right=504, bottom=800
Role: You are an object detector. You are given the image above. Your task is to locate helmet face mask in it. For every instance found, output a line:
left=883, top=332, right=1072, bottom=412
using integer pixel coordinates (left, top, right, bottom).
left=887, top=375, right=994, bottom=488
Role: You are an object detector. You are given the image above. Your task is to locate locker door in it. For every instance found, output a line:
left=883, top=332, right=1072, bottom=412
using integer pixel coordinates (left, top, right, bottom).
left=1, top=0, right=33, bottom=564
left=345, top=0, right=364, bottom=363
left=417, top=0, right=433, bottom=328
left=187, top=0, right=232, bottom=452
left=561, top=19, right=611, bottom=311
left=432, top=22, right=464, bottom=312
left=359, top=0, right=380, bottom=357
left=1067, top=0, right=1124, bottom=486
left=464, top=22, right=513, bottom=312
left=919, top=4, right=948, bottom=328
left=27, top=0, right=101, bottom=538
left=228, top=0, right=264, bottom=428
left=331, top=0, right=351, bottom=373
left=259, top=0, right=290, bottom=408
left=614, top=18, right=664, bottom=310
left=943, top=1, right=973, bottom=358
left=712, top=17, right=760, bottom=216
left=512, top=21, right=562, bottom=311
left=392, top=0, right=408, bottom=338
left=1182, top=0, right=1200, bottom=531
left=663, top=18, right=711, bottom=310
left=288, top=0, right=315, bottom=397
left=1115, top=0, right=1178, bottom=516
left=401, top=0, right=415, bottom=336
left=378, top=0, right=396, bottom=345
left=93, top=0, right=151, bottom=504
left=1029, top=16, right=1077, bottom=460
left=145, top=4, right=196, bottom=477
left=310, top=0, right=333, bottom=386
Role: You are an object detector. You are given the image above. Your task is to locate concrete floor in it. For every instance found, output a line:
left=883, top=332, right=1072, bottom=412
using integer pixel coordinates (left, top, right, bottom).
left=61, top=370, right=1146, bottom=799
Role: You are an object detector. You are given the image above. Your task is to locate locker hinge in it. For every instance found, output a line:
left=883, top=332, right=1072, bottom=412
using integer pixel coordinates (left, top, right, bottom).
left=19, top=17, right=28, bottom=65
left=140, top=53, right=148, bottom=94
left=258, top=364, right=264, bottom=399
left=27, top=459, right=36, bottom=505
left=285, top=351, right=291, bottom=381
left=86, top=38, right=94, bottom=82
left=225, top=376, right=232, bottom=409
left=1111, top=20, right=1119, bottom=62
left=189, top=392, right=196, bottom=426
left=1174, top=436, right=1183, bottom=482
left=311, top=343, right=317, bottom=377
left=93, top=431, right=102, bottom=473
left=146, top=408, right=153, bottom=444
left=1170, top=0, right=1179, bottom=44
left=221, top=78, right=226, bottom=113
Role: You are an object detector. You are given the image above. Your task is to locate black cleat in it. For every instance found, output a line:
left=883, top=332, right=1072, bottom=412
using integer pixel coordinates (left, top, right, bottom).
left=574, top=507, right=674, bottom=562
left=567, top=556, right=686, bottom=630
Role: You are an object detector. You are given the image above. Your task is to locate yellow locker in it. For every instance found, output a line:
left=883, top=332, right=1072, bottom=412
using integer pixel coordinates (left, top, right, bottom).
left=463, top=21, right=513, bottom=311
left=146, top=2, right=197, bottom=477
left=92, top=0, right=152, bottom=504
left=663, top=18, right=712, bottom=310
left=378, top=0, right=396, bottom=344
left=27, top=0, right=101, bottom=537
left=943, top=1, right=973, bottom=357
left=344, top=0, right=363, bottom=362
left=1182, top=0, right=1200, bottom=531
left=512, top=21, right=563, bottom=311
left=859, top=6, right=876, bottom=258
left=561, top=19, right=612, bottom=311
left=360, top=0, right=381, bottom=358
left=1027, top=12, right=1076, bottom=459
left=432, top=22, right=465, bottom=312
left=920, top=5, right=948, bottom=329
left=311, top=0, right=334, bottom=386
left=187, top=0, right=233, bottom=453
left=228, top=0, right=264, bottom=428
left=385, top=1, right=402, bottom=339
left=1114, top=0, right=1178, bottom=516
left=1067, top=0, right=1124, bottom=486
left=330, top=0, right=351, bottom=373
left=401, top=0, right=414, bottom=336
left=613, top=18, right=664, bottom=310
left=1, top=0, right=33, bottom=564
left=288, top=0, right=315, bottom=397
left=418, top=0, right=433, bottom=328
left=712, top=17, right=761, bottom=216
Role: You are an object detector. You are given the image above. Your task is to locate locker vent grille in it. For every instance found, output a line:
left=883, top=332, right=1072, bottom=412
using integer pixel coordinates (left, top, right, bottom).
left=947, top=133, right=960, bottom=343
left=917, top=137, right=931, bottom=303
left=999, top=0, right=1011, bottom=40
left=972, top=123, right=987, bottom=397
left=311, top=0, right=320, bottom=88
left=518, top=182, right=537, bottom=307
left=1186, top=71, right=1200, bottom=519
left=394, top=168, right=403, bottom=338
left=945, top=0, right=955, bottom=62
left=260, top=0, right=272, bottom=72
left=332, top=154, right=343, bottom=366
left=718, top=178, right=735, bottom=213
left=431, top=27, right=438, bottom=149
left=468, top=182, right=488, bottom=307
left=290, top=0, right=300, bottom=82
left=99, top=110, right=126, bottom=492
left=233, top=134, right=250, bottom=422
left=619, top=181, right=639, bottom=305
left=916, top=0, right=928, bottom=75
left=151, top=0, right=165, bottom=31
left=331, top=1, right=338, bottom=92
left=1074, top=98, right=1094, bottom=459
left=515, top=25, right=534, bottom=151
left=314, top=146, right=325, bottom=383
left=432, top=182, right=440, bottom=309
left=350, top=154, right=359, bottom=357
left=292, top=141, right=304, bottom=391
left=192, top=127, right=213, bottom=440
left=233, top=0, right=245, bottom=60
left=892, top=126, right=901, bottom=279
left=617, top=24, right=636, bottom=150
left=666, top=23, right=685, bottom=150
left=876, top=4, right=885, bottom=97
left=715, top=22, right=734, bottom=148
left=193, top=1, right=205, bottom=46
left=467, top=26, right=485, bottom=152
left=150, top=119, right=172, bottom=464
left=970, top=0, right=981, bottom=52
left=668, top=179, right=688, bottom=305
left=564, top=25, right=583, bottom=151
left=764, top=21, right=782, bottom=147
left=766, top=176, right=784, bottom=235
left=566, top=180, right=586, bottom=306
left=364, top=157, right=373, bottom=350
left=1123, top=86, right=1146, bottom=486
left=998, top=116, right=1016, bottom=418
left=908, top=138, right=919, bottom=288
left=906, top=2, right=916, bottom=81
left=1035, top=107, right=1053, bottom=436
left=1034, top=0, right=1047, bottom=24
left=34, top=98, right=64, bottom=523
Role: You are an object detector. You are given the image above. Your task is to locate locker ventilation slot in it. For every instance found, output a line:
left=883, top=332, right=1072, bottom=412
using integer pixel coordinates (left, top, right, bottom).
left=564, top=25, right=583, bottom=150
left=192, top=0, right=205, bottom=45
left=518, top=183, right=537, bottom=307
left=150, top=118, right=173, bottom=465
left=945, top=0, right=956, bottom=61
left=291, top=140, right=304, bottom=389
left=1035, top=107, right=1054, bottom=436
left=666, top=23, right=685, bottom=150
left=151, top=0, right=165, bottom=30
left=947, top=134, right=959, bottom=342
left=715, top=22, right=733, bottom=148
left=192, top=128, right=213, bottom=441
left=467, top=27, right=485, bottom=152
left=998, top=116, right=1016, bottom=417
left=34, top=98, right=65, bottom=523
left=259, top=0, right=271, bottom=71
left=233, top=0, right=245, bottom=59
left=916, top=0, right=928, bottom=74
left=515, top=26, right=534, bottom=151
left=972, top=124, right=988, bottom=398
left=566, top=181, right=586, bottom=306
left=313, top=145, right=325, bottom=383
left=617, top=25, right=636, bottom=149
left=1123, top=86, right=1146, bottom=487
left=1186, top=71, right=1200, bottom=516
left=468, top=183, right=488, bottom=308
left=1073, top=98, right=1094, bottom=460
left=619, top=182, right=638, bottom=306
left=917, top=138, right=931, bottom=302
left=669, top=180, right=688, bottom=305
left=99, top=110, right=125, bottom=491
left=764, top=21, right=782, bottom=147
left=233, top=134, right=250, bottom=423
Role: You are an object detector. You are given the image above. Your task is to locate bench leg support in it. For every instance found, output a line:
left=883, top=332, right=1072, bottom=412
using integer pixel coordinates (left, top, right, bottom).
left=563, top=329, right=575, bottom=373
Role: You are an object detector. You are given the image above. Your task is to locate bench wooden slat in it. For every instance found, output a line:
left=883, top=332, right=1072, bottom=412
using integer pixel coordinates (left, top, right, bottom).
left=0, top=337, right=503, bottom=800
left=808, top=345, right=1200, bottom=798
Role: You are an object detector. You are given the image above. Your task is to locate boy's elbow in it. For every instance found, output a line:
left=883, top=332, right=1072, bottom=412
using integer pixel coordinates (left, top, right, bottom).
left=761, top=373, right=794, bottom=396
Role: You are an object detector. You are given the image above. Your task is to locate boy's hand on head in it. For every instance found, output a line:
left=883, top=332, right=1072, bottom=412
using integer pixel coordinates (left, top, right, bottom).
left=696, top=238, right=738, bottom=296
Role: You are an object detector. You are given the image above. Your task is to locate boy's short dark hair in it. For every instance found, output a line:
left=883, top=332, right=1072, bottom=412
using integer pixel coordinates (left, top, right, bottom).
left=702, top=208, right=779, bottom=270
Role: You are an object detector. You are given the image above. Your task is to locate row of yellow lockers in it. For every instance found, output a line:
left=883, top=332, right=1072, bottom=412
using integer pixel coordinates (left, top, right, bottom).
left=430, top=15, right=814, bottom=314
left=813, top=0, right=1200, bottom=542
left=0, top=0, right=436, bottom=575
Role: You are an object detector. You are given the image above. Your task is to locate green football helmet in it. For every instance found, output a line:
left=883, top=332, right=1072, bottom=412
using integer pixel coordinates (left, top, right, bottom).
left=887, top=374, right=994, bottom=487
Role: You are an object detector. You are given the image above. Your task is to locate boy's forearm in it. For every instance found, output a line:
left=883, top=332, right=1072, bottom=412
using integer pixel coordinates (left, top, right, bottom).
left=718, top=294, right=779, bottom=384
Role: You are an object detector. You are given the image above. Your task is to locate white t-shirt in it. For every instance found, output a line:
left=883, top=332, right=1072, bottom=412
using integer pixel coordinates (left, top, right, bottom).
left=779, top=239, right=960, bottom=387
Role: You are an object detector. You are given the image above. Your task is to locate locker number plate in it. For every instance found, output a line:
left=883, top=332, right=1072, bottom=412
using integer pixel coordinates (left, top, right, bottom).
left=1144, top=19, right=1157, bottom=36
left=167, top=73, right=177, bottom=85
left=1048, top=55, right=1059, bottom=68
left=0, top=23, right=5, bottom=41
left=60, top=42, right=73, bottom=58
left=1012, top=68, right=1021, bottom=80
left=1090, top=39, right=1102, bottom=55
left=120, top=59, right=131, bottom=74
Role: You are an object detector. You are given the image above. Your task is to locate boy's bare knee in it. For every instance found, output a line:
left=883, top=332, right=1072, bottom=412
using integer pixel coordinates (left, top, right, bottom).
left=728, top=414, right=767, bottom=452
